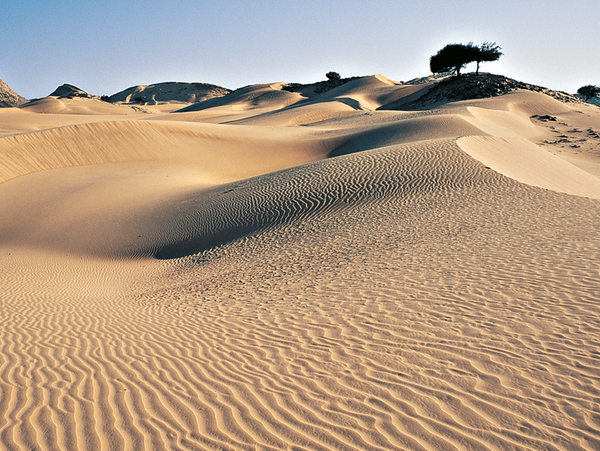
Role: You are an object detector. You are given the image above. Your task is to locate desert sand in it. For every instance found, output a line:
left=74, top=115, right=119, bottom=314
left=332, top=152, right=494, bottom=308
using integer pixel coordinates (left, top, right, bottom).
left=1, top=75, right=600, bottom=450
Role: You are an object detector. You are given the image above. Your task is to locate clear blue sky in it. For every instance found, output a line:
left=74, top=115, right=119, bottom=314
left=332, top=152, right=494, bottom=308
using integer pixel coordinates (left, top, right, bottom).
left=1, top=0, right=597, bottom=99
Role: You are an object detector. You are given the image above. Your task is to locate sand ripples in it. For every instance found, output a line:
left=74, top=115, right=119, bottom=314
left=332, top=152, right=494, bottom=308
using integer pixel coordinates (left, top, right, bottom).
left=3, top=137, right=599, bottom=449
left=2, top=85, right=600, bottom=449
left=155, top=138, right=491, bottom=259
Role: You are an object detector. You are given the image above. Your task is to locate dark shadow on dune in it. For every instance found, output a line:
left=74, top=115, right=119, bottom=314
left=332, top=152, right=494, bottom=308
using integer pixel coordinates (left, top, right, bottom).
left=376, top=84, right=436, bottom=111
left=154, top=224, right=262, bottom=260
left=335, top=97, right=363, bottom=110
left=327, top=116, right=483, bottom=158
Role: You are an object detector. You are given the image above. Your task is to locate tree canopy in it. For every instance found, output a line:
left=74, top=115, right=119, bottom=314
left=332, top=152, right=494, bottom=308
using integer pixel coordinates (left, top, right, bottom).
left=577, top=85, right=600, bottom=101
left=430, top=42, right=503, bottom=77
left=472, top=41, right=503, bottom=75
left=429, top=44, right=472, bottom=76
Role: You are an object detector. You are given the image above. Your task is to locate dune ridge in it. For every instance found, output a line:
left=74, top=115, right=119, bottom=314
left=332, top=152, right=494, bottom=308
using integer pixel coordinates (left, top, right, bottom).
left=1, top=74, right=600, bottom=450
left=108, top=82, right=231, bottom=105
left=0, top=119, right=344, bottom=183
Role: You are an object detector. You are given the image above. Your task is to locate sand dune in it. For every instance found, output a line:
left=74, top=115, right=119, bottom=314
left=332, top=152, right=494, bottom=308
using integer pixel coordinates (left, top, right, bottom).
left=0, top=118, right=355, bottom=183
left=108, top=82, right=231, bottom=105
left=48, top=83, right=96, bottom=99
left=19, top=96, right=140, bottom=116
left=178, top=83, right=303, bottom=112
left=1, top=74, right=600, bottom=450
left=458, top=136, right=600, bottom=198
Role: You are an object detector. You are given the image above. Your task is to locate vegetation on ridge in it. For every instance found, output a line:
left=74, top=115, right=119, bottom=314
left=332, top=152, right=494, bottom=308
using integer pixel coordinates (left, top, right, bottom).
left=406, top=73, right=585, bottom=108
left=577, top=85, right=600, bottom=101
left=282, top=72, right=361, bottom=95
left=430, top=42, right=503, bottom=77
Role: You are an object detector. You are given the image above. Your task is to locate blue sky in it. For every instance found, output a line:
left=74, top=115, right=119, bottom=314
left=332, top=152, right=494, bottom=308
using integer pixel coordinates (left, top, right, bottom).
left=1, top=0, right=598, bottom=99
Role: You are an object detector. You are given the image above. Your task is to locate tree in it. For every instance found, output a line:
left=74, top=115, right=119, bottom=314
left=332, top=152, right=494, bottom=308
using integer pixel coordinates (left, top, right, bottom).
left=577, top=85, right=600, bottom=101
left=472, top=41, right=503, bottom=75
left=430, top=44, right=475, bottom=77
left=326, top=71, right=341, bottom=81
left=430, top=42, right=503, bottom=77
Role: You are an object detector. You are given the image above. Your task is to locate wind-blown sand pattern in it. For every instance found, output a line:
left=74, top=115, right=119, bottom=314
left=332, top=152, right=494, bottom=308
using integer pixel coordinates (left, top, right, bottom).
left=1, top=75, right=600, bottom=450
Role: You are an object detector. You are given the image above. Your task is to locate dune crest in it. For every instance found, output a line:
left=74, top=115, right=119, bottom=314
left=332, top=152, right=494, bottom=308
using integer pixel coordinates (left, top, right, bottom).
left=0, top=119, right=344, bottom=183
left=456, top=91, right=600, bottom=197
left=458, top=135, right=600, bottom=198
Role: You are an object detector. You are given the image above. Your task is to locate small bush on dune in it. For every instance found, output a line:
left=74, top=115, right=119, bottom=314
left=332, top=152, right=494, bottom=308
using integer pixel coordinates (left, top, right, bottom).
left=315, top=72, right=361, bottom=94
left=282, top=72, right=360, bottom=95
left=577, top=85, right=600, bottom=101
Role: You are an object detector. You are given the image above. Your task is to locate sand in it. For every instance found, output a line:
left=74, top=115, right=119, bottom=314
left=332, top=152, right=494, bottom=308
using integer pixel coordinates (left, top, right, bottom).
left=1, top=75, right=600, bottom=450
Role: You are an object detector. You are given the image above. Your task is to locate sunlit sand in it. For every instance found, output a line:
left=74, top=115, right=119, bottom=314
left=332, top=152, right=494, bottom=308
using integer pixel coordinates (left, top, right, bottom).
left=1, top=75, right=599, bottom=450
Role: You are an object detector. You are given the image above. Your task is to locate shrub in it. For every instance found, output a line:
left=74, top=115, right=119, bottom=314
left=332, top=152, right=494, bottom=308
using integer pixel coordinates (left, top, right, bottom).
left=577, top=85, right=600, bottom=101
left=473, top=41, right=503, bottom=75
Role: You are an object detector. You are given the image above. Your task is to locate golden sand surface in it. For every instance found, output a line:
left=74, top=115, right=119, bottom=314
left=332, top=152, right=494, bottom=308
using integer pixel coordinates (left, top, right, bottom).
left=1, top=76, right=599, bottom=450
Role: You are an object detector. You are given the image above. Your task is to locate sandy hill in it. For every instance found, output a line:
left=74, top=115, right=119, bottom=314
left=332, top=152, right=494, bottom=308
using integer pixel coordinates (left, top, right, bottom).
left=108, top=81, right=231, bottom=104
left=175, top=75, right=409, bottom=125
left=0, top=76, right=28, bottom=107
left=17, top=95, right=146, bottom=116
left=49, top=83, right=96, bottom=99
left=383, top=73, right=587, bottom=110
left=1, top=72, right=600, bottom=450
left=176, top=82, right=302, bottom=112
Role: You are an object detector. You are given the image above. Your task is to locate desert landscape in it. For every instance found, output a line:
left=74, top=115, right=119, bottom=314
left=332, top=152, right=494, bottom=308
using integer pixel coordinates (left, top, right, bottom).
left=1, top=72, right=600, bottom=451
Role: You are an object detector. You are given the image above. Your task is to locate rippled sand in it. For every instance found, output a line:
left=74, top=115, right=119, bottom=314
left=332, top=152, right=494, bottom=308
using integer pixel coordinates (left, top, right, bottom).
left=1, top=76, right=600, bottom=450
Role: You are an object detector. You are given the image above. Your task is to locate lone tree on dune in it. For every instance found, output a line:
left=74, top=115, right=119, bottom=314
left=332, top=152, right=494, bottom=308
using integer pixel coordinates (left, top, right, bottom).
left=430, top=44, right=474, bottom=77
left=577, top=85, right=600, bottom=101
left=430, top=42, right=503, bottom=77
left=326, top=71, right=341, bottom=81
left=472, top=41, right=503, bottom=75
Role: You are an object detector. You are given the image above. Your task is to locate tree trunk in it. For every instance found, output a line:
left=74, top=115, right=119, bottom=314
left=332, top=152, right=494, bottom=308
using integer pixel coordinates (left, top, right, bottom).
left=476, top=61, right=480, bottom=75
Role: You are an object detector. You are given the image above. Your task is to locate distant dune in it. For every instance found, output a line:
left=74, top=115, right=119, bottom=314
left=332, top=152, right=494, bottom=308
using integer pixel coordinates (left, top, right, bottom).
left=1, top=73, right=600, bottom=450
left=108, top=81, right=231, bottom=104
left=49, top=83, right=97, bottom=99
